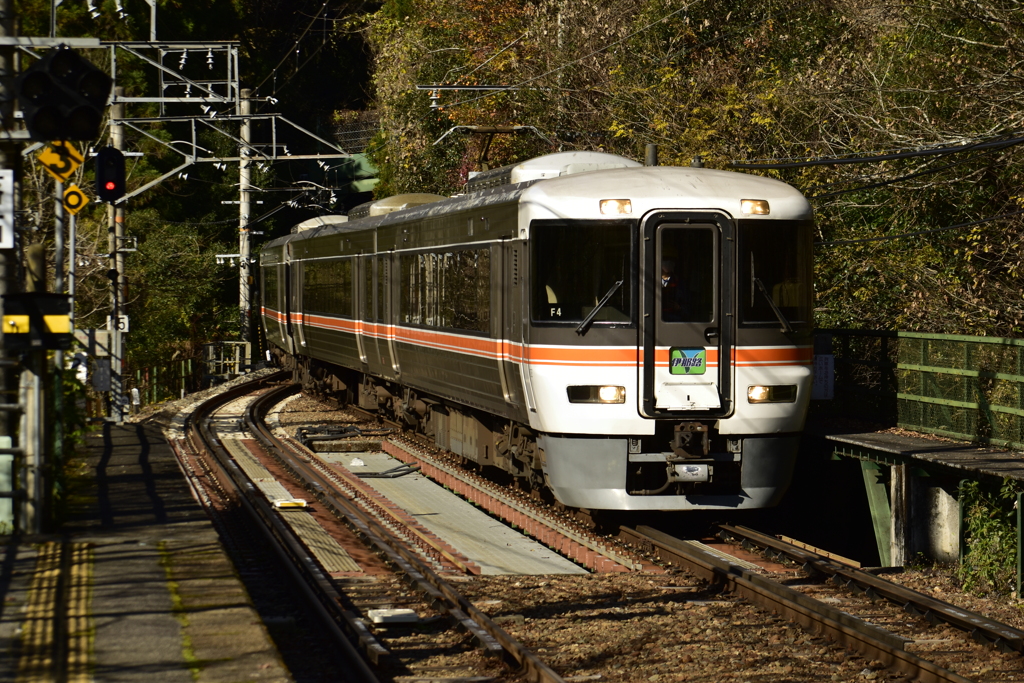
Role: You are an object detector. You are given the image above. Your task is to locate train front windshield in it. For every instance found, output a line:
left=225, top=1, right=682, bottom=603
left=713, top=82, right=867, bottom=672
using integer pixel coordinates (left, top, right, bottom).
left=531, top=219, right=635, bottom=326
left=738, top=220, right=813, bottom=328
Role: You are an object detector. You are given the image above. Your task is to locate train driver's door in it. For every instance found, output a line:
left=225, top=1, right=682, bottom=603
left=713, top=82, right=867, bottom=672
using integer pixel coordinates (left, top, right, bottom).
left=640, top=213, right=734, bottom=418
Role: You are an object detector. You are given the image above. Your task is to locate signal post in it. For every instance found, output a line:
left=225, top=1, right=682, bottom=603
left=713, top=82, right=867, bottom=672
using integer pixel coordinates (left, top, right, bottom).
left=106, top=89, right=127, bottom=422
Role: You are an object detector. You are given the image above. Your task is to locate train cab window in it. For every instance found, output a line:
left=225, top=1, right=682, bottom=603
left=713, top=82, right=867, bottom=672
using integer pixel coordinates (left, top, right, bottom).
left=659, top=227, right=714, bottom=323
left=738, top=221, right=813, bottom=327
left=530, top=219, right=635, bottom=326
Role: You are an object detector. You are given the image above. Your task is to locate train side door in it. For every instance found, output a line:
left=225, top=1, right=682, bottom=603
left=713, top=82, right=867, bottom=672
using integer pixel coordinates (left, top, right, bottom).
left=354, top=255, right=368, bottom=364
left=499, top=240, right=524, bottom=407
left=639, top=213, right=734, bottom=418
left=381, top=253, right=400, bottom=376
left=362, top=255, right=384, bottom=373
left=272, top=262, right=289, bottom=353
left=292, top=257, right=308, bottom=350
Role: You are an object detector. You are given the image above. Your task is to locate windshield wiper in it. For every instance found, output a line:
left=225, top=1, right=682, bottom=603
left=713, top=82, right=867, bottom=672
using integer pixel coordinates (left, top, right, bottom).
left=576, top=280, right=623, bottom=336
left=754, top=277, right=795, bottom=334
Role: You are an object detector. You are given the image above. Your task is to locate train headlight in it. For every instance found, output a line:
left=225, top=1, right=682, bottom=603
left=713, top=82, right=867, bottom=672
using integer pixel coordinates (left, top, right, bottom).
left=747, top=385, right=797, bottom=403
left=740, top=199, right=770, bottom=215
left=600, top=199, right=632, bottom=215
left=567, top=385, right=626, bottom=404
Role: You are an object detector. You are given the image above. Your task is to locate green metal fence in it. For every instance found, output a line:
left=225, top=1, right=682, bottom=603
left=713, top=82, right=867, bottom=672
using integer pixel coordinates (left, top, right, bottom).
left=897, top=332, right=1024, bottom=449
left=824, top=329, right=1024, bottom=450
left=124, top=360, right=201, bottom=409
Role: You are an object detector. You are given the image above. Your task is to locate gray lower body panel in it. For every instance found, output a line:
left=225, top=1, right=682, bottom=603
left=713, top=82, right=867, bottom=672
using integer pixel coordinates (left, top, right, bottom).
left=539, top=434, right=799, bottom=511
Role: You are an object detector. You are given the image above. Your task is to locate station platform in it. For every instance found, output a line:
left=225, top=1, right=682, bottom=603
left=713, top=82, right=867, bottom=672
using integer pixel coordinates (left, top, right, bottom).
left=0, top=421, right=292, bottom=683
left=824, top=426, right=1024, bottom=482
left=808, top=417, right=1024, bottom=569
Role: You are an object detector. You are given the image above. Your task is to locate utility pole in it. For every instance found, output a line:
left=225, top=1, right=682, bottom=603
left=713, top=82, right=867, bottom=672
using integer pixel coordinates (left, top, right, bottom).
left=0, top=0, right=21, bottom=531
left=107, top=88, right=126, bottom=422
left=239, top=88, right=251, bottom=349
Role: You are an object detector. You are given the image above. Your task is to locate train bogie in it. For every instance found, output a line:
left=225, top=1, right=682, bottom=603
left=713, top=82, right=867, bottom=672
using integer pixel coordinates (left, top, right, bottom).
left=261, top=151, right=815, bottom=512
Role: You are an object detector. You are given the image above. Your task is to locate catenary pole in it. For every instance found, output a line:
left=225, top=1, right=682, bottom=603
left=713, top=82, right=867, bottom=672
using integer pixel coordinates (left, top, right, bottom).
left=0, top=0, right=22, bottom=531
left=239, top=88, right=252, bottom=350
left=108, top=88, right=126, bottom=422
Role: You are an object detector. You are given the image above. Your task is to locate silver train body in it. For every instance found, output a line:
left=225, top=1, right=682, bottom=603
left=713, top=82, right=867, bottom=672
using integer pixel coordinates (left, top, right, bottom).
left=260, top=151, right=814, bottom=511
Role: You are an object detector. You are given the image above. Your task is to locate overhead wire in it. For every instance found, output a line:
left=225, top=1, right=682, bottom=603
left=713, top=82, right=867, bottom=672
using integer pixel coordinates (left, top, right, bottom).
left=731, top=132, right=1024, bottom=170
left=807, top=146, right=1016, bottom=200
left=816, top=209, right=1024, bottom=247
left=253, top=1, right=330, bottom=98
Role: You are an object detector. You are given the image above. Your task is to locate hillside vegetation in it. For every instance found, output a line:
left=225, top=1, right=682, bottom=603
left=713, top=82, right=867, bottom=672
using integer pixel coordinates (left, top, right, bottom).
left=365, top=0, right=1024, bottom=335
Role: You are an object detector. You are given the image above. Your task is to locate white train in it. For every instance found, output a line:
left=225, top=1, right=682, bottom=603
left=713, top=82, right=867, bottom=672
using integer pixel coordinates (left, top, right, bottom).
left=260, top=151, right=814, bottom=511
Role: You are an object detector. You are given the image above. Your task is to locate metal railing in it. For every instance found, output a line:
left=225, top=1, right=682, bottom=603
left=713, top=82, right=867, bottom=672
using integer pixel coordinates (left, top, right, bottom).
left=124, top=360, right=202, bottom=410
left=204, top=341, right=251, bottom=383
left=822, top=329, right=1024, bottom=451
left=119, top=342, right=254, bottom=412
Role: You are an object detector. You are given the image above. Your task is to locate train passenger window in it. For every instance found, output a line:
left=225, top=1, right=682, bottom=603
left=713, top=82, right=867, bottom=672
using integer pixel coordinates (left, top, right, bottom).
left=301, top=258, right=354, bottom=317
left=738, top=220, right=812, bottom=327
left=263, top=266, right=278, bottom=309
left=376, top=256, right=387, bottom=322
left=400, top=249, right=490, bottom=333
left=530, top=219, right=634, bottom=325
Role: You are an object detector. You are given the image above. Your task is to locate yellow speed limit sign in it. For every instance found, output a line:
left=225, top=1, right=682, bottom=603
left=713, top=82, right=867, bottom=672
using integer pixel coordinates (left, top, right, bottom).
left=38, top=141, right=83, bottom=183
left=63, top=184, right=89, bottom=215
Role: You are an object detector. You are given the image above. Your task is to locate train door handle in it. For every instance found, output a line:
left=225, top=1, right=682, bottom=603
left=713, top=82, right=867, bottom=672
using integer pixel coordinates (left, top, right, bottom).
left=704, top=327, right=719, bottom=342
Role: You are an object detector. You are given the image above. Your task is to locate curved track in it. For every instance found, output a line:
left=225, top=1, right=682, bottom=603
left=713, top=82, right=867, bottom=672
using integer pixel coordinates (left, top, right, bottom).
left=244, top=381, right=568, bottom=683
left=181, top=372, right=382, bottom=683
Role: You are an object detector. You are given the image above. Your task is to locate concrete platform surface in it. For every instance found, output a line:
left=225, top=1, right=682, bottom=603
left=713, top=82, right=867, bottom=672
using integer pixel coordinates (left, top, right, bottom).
left=0, top=422, right=292, bottom=683
left=318, top=451, right=588, bottom=576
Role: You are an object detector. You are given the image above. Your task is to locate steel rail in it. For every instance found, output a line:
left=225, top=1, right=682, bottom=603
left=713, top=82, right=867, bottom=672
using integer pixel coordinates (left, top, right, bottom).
left=619, top=526, right=974, bottom=683
left=719, top=524, right=1024, bottom=654
left=247, top=383, right=569, bottom=683
left=182, top=372, right=383, bottom=682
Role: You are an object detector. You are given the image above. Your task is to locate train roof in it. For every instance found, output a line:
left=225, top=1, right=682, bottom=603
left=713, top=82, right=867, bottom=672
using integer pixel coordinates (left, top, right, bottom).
left=466, top=151, right=642, bottom=192
left=519, top=165, right=813, bottom=222
left=263, top=156, right=812, bottom=250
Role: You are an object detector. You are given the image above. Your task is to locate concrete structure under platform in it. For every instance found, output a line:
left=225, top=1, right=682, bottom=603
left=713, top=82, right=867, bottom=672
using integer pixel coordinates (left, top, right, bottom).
left=826, top=427, right=1024, bottom=571
left=317, top=451, right=589, bottom=576
left=0, top=422, right=291, bottom=683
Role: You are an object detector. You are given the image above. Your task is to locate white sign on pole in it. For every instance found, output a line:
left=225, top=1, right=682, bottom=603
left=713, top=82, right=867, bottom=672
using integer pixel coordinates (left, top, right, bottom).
left=0, top=170, right=13, bottom=249
left=107, top=315, right=130, bottom=333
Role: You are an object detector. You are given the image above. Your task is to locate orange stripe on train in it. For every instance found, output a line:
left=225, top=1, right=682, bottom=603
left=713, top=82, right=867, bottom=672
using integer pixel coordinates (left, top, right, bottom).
left=264, top=311, right=811, bottom=367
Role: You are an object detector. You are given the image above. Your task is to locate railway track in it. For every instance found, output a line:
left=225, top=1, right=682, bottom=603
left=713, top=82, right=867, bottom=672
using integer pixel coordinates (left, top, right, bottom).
left=172, top=372, right=569, bottom=683
left=618, top=524, right=1024, bottom=683
left=283, top=389, right=1024, bottom=683
left=168, top=376, right=1024, bottom=682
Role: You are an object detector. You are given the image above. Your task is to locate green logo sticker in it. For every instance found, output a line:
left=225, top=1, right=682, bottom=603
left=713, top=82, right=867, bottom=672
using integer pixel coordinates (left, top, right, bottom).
left=669, top=347, right=706, bottom=375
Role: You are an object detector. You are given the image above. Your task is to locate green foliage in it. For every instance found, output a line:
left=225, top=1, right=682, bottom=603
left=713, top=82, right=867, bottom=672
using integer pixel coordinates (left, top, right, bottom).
left=957, top=478, right=1023, bottom=596
left=365, top=0, right=1024, bottom=337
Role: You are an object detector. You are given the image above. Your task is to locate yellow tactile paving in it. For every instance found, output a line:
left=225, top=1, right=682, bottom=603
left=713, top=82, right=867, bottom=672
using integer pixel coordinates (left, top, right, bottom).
left=16, top=542, right=94, bottom=683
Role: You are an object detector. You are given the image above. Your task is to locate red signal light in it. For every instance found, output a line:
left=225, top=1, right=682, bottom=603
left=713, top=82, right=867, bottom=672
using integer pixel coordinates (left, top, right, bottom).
left=95, top=147, right=126, bottom=203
